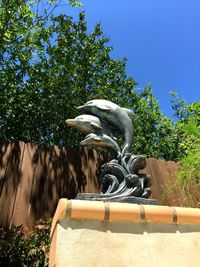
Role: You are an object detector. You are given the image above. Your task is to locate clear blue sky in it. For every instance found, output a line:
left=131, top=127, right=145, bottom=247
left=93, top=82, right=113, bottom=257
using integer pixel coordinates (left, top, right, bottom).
left=57, top=0, right=200, bottom=118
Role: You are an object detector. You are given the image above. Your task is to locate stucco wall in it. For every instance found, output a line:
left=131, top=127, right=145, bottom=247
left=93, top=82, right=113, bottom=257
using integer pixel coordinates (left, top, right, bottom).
left=50, top=219, right=200, bottom=267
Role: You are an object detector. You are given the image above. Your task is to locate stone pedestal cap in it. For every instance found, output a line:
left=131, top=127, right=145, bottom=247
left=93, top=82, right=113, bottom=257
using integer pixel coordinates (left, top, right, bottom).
left=50, top=199, right=200, bottom=238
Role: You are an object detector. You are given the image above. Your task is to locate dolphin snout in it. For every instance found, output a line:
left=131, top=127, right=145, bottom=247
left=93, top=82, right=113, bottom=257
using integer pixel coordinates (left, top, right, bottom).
left=77, top=105, right=85, bottom=111
left=65, top=119, right=76, bottom=126
left=80, top=139, right=87, bottom=146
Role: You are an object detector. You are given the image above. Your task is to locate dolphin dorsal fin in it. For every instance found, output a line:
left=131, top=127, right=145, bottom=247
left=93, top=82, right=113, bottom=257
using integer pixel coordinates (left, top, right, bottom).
left=94, top=136, right=102, bottom=141
left=98, top=105, right=111, bottom=112
left=90, top=122, right=103, bottom=131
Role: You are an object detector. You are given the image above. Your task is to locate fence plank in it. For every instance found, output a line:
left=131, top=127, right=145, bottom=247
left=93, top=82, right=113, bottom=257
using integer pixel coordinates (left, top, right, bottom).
left=28, top=144, right=51, bottom=224
left=141, top=159, right=152, bottom=177
left=44, top=145, right=61, bottom=218
left=0, top=142, right=14, bottom=197
left=165, top=161, right=184, bottom=206
left=156, top=160, right=173, bottom=205
left=0, top=141, right=25, bottom=227
left=147, top=158, right=166, bottom=202
left=60, top=146, right=76, bottom=199
left=10, top=143, right=38, bottom=226
left=79, top=147, right=89, bottom=193
left=87, top=149, right=102, bottom=193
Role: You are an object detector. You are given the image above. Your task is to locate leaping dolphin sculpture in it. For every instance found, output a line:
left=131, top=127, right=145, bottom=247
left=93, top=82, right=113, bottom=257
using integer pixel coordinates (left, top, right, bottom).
left=80, top=133, right=121, bottom=157
left=77, top=99, right=134, bottom=154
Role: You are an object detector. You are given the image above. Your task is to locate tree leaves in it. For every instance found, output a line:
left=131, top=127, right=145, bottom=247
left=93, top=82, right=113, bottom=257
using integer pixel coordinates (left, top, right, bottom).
left=0, top=1, right=199, bottom=162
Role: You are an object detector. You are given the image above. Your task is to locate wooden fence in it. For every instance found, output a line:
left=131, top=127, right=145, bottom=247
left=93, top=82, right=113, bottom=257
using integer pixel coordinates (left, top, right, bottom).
left=0, top=140, right=191, bottom=228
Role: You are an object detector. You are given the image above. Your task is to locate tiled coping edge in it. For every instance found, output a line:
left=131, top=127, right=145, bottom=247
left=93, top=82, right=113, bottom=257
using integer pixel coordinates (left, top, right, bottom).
left=50, top=198, right=200, bottom=238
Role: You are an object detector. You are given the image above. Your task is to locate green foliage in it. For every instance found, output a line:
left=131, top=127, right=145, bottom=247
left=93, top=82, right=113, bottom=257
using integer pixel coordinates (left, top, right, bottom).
left=175, top=100, right=200, bottom=194
left=162, top=95, right=200, bottom=206
left=0, top=7, right=137, bottom=146
left=163, top=143, right=200, bottom=208
left=178, top=117, right=200, bottom=155
left=124, top=85, right=183, bottom=160
left=178, top=145, right=200, bottom=187
left=68, top=0, right=83, bottom=6
left=170, top=92, right=200, bottom=158
left=0, top=218, right=51, bottom=267
left=0, top=0, right=198, bottom=162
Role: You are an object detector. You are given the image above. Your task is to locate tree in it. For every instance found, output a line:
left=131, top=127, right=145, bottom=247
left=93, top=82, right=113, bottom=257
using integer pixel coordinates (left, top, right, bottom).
left=0, top=0, right=83, bottom=142
left=1, top=1, right=195, bottom=162
left=0, top=9, right=137, bottom=145
left=170, top=92, right=200, bottom=156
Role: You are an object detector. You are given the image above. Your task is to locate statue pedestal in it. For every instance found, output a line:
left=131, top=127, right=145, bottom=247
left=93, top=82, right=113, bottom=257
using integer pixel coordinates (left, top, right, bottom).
left=49, top=199, right=200, bottom=267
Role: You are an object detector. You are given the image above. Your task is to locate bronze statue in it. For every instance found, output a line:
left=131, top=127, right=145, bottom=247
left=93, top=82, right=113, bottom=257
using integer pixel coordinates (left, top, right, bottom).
left=66, top=99, right=157, bottom=204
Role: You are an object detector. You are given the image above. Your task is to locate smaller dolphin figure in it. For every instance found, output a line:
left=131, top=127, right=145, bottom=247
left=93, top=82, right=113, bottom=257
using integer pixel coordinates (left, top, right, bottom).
left=80, top=133, right=121, bottom=157
left=65, top=115, right=103, bottom=135
left=66, top=114, right=119, bottom=138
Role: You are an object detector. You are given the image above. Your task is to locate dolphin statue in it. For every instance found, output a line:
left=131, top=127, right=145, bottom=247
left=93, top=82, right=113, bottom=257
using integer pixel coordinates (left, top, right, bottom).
left=80, top=133, right=121, bottom=157
left=77, top=99, right=134, bottom=154
left=65, top=115, right=103, bottom=135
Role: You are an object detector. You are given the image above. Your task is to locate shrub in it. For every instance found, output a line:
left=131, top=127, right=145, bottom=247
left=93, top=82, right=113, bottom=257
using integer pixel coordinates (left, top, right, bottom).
left=162, top=145, right=200, bottom=207
left=0, top=218, right=51, bottom=267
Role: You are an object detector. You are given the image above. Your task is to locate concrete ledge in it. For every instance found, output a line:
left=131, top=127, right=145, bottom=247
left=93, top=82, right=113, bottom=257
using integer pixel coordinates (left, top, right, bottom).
left=50, top=199, right=200, bottom=237
left=49, top=199, right=200, bottom=267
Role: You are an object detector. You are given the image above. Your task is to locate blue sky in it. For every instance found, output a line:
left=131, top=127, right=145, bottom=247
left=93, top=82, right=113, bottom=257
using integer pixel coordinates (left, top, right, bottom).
left=57, top=0, right=200, bottom=118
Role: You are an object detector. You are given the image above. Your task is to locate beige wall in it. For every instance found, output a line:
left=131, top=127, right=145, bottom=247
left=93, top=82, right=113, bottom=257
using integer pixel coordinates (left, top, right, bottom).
left=49, top=219, right=200, bottom=267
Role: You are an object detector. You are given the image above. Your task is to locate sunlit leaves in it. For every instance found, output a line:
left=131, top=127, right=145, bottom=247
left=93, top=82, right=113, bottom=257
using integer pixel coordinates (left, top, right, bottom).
left=0, top=1, right=199, bottom=163
left=68, top=0, right=83, bottom=7
left=0, top=8, right=137, bottom=147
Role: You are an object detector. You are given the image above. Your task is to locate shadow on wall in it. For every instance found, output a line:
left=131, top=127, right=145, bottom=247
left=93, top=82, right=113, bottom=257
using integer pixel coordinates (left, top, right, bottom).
left=60, top=219, right=200, bottom=235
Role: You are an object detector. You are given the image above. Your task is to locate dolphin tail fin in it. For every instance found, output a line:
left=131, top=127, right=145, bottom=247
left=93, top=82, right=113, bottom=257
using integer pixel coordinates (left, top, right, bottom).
left=122, top=108, right=135, bottom=118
